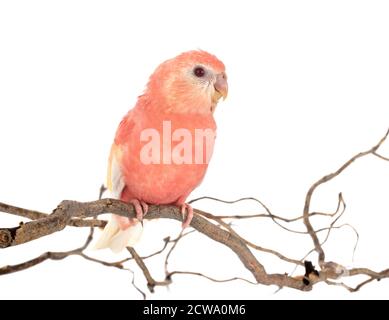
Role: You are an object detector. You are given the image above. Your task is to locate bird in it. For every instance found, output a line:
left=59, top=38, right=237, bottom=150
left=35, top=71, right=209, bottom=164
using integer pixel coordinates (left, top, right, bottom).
left=95, top=50, right=228, bottom=252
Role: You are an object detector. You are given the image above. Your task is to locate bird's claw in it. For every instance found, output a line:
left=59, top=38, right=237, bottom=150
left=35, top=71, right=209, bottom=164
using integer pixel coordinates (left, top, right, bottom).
left=128, top=199, right=149, bottom=222
left=180, top=203, right=194, bottom=228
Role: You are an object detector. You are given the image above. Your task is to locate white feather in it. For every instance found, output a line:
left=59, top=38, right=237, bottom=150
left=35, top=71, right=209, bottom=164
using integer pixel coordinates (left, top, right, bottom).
left=94, top=217, right=143, bottom=252
left=109, top=220, right=143, bottom=253
left=110, top=155, right=125, bottom=199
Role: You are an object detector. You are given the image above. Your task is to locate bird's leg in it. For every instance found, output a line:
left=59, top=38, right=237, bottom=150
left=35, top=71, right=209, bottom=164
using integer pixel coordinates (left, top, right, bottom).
left=180, top=203, right=194, bottom=228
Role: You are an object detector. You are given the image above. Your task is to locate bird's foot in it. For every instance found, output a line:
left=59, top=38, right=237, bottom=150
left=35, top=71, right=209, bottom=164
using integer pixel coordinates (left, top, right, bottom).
left=114, top=199, right=148, bottom=230
left=180, top=203, right=194, bottom=228
left=128, top=199, right=149, bottom=222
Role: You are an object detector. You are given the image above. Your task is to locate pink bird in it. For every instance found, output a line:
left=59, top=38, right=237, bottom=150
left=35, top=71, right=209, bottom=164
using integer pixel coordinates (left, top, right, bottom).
left=95, top=50, right=228, bottom=252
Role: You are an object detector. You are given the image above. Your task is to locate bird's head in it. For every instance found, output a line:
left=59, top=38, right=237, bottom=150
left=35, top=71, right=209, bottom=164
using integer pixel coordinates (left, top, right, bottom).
left=144, top=50, right=228, bottom=114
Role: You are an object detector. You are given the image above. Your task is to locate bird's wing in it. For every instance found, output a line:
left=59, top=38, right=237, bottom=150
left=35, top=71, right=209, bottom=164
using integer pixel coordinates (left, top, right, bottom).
left=107, top=110, right=136, bottom=199
left=95, top=112, right=143, bottom=252
left=106, top=143, right=125, bottom=199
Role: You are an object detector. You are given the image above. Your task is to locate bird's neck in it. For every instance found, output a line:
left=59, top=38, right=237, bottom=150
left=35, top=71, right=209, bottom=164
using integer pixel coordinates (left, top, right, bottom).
left=136, top=90, right=215, bottom=116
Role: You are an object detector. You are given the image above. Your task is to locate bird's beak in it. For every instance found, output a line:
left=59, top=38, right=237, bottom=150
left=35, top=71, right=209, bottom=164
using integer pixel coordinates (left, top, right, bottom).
left=212, top=72, right=228, bottom=103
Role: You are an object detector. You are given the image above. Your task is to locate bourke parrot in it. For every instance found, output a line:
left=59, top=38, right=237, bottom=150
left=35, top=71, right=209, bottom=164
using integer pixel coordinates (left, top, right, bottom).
left=95, top=50, right=228, bottom=252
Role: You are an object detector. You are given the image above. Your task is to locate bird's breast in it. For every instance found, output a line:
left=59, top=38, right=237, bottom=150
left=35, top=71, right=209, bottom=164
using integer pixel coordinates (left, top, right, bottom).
left=120, top=112, right=216, bottom=204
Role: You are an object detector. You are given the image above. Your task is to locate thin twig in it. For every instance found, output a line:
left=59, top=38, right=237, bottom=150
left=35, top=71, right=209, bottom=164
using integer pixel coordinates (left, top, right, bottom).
left=164, top=230, right=195, bottom=275
left=168, top=271, right=258, bottom=285
left=303, top=129, right=389, bottom=265
left=128, top=247, right=171, bottom=292
left=195, top=208, right=303, bottom=266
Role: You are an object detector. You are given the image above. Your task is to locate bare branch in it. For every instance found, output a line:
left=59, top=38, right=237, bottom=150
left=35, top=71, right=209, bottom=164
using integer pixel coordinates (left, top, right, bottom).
left=303, top=129, right=389, bottom=265
left=168, top=271, right=258, bottom=285
left=0, top=199, right=308, bottom=290
left=128, top=247, right=171, bottom=292
left=195, top=208, right=303, bottom=266
left=164, top=230, right=195, bottom=276
left=0, top=202, right=107, bottom=228
left=372, top=151, right=389, bottom=162
left=1, top=128, right=389, bottom=295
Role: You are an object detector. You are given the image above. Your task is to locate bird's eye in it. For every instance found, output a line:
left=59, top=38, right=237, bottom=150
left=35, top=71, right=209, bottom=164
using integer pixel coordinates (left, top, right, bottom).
left=193, top=66, right=206, bottom=78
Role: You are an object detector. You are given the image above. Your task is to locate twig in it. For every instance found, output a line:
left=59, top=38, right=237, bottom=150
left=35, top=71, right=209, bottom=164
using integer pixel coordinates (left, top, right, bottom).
left=164, top=230, right=195, bottom=275
left=303, top=129, right=389, bottom=265
left=0, top=202, right=106, bottom=228
left=195, top=208, right=303, bottom=266
left=168, top=271, right=258, bottom=285
left=128, top=247, right=171, bottom=292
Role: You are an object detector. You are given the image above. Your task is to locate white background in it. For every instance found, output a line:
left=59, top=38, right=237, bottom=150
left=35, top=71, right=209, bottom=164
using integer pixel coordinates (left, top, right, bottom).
left=0, top=0, right=388, bottom=300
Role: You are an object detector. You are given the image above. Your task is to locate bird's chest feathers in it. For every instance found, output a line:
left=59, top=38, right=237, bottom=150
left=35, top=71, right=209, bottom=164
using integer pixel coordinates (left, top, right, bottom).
left=120, top=113, right=216, bottom=196
left=143, top=117, right=215, bottom=165
left=129, top=112, right=216, bottom=165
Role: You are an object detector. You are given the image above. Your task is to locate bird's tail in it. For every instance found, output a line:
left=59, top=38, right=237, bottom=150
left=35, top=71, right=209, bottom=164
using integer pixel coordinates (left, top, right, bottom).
left=94, top=215, right=143, bottom=253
